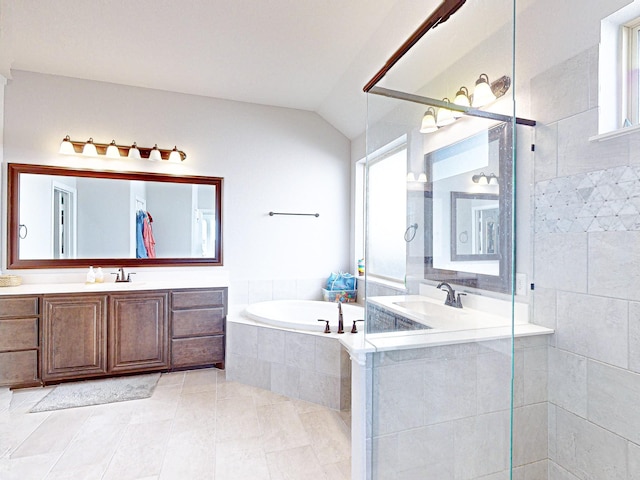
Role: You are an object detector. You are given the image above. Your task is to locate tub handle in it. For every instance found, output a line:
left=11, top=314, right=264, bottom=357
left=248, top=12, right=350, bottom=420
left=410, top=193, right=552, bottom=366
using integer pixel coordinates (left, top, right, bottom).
left=318, top=319, right=331, bottom=334
left=351, top=319, right=364, bottom=334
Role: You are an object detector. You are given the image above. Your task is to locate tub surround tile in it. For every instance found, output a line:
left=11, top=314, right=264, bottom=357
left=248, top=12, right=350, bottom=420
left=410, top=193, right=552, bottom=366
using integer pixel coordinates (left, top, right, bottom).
left=548, top=461, right=582, bottom=480
left=589, top=231, right=640, bottom=301
left=513, top=403, right=548, bottom=467
left=530, top=47, right=593, bottom=124
left=557, top=108, right=629, bottom=177
left=629, top=302, right=640, bottom=373
left=556, top=291, right=628, bottom=368
left=227, top=322, right=258, bottom=358
left=548, top=347, right=587, bottom=417
left=257, top=327, right=286, bottom=364
left=534, top=123, right=559, bottom=182
left=247, top=280, right=273, bottom=304
left=285, top=332, right=316, bottom=370
left=534, top=233, right=587, bottom=292
left=423, top=356, right=476, bottom=425
left=587, top=360, right=640, bottom=444
left=453, top=410, right=510, bottom=480
left=555, top=407, right=627, bottom=480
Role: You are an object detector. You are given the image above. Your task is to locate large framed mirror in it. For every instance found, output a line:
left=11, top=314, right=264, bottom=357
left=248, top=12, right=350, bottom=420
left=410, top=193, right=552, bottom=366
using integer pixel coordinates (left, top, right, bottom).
left=422, top=121, right=512, bottom=293
left=7, top=163, right=223, bottom=269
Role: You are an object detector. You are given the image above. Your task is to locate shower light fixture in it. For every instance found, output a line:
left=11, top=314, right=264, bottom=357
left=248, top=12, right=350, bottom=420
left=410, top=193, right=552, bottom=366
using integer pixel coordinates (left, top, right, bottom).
left=453, top=86, right=471, bottom=118
left=436, top=98, right=456, bottom=127
left=419, top=107, right=438, bottom=133
left=420, top=74, right=512, bottom=134
left=58, top=136, right=187, bottom=162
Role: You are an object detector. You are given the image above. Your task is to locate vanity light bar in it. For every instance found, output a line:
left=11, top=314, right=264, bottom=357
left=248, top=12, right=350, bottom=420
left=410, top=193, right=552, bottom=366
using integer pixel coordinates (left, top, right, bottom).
left=59, top=136, right=187, bottom=162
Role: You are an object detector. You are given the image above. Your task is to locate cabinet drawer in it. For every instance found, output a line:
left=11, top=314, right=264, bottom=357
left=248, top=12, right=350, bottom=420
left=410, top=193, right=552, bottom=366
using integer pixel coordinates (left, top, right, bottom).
left=0, top=318, right=38, bottom=350
left=171, top=336, right=224, bottom=368
left=172, top=308, right=225, bottom=337
left=0, top=297, right=38, bottom=318
left=172, top=289, right=226, bottom=310
left=0, top=350, right=38, bottom=386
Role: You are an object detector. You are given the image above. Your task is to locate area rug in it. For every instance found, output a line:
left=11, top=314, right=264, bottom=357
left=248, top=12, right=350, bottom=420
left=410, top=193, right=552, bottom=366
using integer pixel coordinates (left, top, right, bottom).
left=29, top=373, right=161, bottom=413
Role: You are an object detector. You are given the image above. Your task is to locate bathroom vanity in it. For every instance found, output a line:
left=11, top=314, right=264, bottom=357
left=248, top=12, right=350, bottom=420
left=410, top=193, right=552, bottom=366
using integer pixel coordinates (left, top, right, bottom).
left=0, top=283, right=227, bottom=388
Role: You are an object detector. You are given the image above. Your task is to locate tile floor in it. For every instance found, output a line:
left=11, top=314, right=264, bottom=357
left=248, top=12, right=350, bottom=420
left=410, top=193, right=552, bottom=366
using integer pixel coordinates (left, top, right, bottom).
left=0, top=368, right=351, bottom=480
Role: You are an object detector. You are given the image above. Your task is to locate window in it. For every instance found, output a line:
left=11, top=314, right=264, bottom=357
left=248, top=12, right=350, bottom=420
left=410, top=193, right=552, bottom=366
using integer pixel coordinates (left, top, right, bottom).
left=366, top=140, right=408, bottom=282
left=598, top=1, right=640, bottom=135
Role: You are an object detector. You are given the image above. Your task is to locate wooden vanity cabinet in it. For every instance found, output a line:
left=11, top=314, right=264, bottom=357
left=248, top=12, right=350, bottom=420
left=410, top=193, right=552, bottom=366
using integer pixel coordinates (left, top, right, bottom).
left=171, top=288, right=227, bottom=369
left=3, top=286, right=226, bottom=387
left=0, top=296, right=40, bottom=387
left=42, top=295, right=108, bottom=382
left=109, top=292, right=169, bottom=373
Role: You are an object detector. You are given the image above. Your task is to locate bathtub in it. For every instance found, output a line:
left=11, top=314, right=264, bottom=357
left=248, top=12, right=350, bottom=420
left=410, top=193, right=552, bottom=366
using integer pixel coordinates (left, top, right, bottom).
left=243, top=299, right=364, bottom=333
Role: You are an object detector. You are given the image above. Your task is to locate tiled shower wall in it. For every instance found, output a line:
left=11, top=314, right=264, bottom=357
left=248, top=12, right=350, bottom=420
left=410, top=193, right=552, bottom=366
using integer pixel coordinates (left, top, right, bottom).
left=532, top=45, right=640, bottom=479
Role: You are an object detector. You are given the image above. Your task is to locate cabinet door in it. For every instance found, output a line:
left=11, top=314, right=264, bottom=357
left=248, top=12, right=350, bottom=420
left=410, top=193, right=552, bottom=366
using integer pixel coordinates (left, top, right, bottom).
left=42, top=295, right=108, bottom=381
left=109, top=292, right=169, bottom=373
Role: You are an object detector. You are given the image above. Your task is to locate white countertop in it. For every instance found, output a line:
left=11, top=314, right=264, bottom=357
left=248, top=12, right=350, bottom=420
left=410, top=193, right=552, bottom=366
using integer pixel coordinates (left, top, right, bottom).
left=0, top=278, right=229, bottom=295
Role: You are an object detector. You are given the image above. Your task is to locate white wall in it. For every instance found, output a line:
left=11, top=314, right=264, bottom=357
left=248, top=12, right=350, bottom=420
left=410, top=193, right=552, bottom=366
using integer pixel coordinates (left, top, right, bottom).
left=2, top=70, right=351, bottom=297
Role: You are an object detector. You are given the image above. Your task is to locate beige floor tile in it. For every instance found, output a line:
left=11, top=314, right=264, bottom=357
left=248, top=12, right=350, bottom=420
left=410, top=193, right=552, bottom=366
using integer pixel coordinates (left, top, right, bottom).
left=217, top=380, right=263, bottom=400
left=215, top=437, right=271, bottom=480
left=299, top=409, right=350, bottom=464
left=216, top=396, right=262, bottom=442
left=2, top=368, right=350, bottom=480
left=157, top=371, right=185, bottom=388
left=325, top=459, right=351, bottom=479
left=159, top=424, right=216, bottom=480
left=47, top=415, right=127, bottom=475
left=102, top=419, right=172, bottom=480
left=182, top=367, right=219, bottom=394
left=257, top=401, right=310, bottom=454
left=266, top=445, right=329, bottom=480
left=0, top=452, right=60, bottom=480
left=11, top=408, right=92, bottom=458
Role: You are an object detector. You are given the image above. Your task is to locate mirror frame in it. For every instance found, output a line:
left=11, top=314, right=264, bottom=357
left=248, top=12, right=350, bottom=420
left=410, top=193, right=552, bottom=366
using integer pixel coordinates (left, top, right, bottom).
left=7, top=163, right=224, bottom=269
left=423, top=121, right=513, bottom=294
left=450, top=191, right=500, bottom=261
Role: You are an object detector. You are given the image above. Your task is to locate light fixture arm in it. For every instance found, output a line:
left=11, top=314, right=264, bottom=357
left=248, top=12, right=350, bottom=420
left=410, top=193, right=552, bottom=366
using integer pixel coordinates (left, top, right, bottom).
left=369, top=86, right=536, bottom=126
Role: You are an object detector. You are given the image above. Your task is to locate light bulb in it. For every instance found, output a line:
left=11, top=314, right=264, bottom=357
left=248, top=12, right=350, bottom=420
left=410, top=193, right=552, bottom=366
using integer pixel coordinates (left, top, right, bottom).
left=128, top=143, right=141, bottom=159
left=419, top=108, right=438, bottom=133
left=168, top=146, right=182, bottom=163
left=436, top=99, right=455, bottom=127
left=453, top=86, right=470, bottom=118
left=472, top=74, right=496, bottom=107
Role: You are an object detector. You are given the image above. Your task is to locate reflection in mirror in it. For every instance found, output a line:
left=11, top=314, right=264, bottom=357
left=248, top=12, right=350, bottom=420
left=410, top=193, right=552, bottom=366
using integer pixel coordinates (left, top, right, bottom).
left=451, top=192, right=500, bottom=261
left=422, top=122, right=512, bottom=293
left=8, top=163, right=223, bottom=268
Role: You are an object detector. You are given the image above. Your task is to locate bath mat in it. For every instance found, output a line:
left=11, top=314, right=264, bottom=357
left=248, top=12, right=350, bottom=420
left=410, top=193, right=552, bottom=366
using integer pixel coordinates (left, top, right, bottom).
left=29, top=373, right=160, bottom=413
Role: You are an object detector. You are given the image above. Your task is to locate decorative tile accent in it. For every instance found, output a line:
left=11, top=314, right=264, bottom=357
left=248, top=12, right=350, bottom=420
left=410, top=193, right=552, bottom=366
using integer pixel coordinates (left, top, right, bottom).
left=535, top=165, right=640, bottom=233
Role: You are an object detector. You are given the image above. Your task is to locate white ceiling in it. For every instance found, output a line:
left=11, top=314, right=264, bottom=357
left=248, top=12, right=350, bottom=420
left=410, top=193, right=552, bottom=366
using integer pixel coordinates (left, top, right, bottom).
left=0, top=0, right=444, bottom=139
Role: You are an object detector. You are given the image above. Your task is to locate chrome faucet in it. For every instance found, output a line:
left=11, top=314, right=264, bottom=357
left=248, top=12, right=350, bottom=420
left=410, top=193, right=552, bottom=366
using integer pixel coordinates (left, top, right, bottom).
left=337, top=303, right=344, bottom=334
left=437, top=281, right=465, bottom=308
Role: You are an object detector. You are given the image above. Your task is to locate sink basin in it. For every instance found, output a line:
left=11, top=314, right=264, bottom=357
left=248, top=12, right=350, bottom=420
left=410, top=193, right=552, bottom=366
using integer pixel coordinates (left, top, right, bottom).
left=393, top=300, right=468, bottom=316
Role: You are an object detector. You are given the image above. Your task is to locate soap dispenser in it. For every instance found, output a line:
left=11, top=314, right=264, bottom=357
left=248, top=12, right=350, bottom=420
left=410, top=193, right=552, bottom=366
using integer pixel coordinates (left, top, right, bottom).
left=86, top=266, right=96, bottom=284
left=95, top=267, right=104, bottom=283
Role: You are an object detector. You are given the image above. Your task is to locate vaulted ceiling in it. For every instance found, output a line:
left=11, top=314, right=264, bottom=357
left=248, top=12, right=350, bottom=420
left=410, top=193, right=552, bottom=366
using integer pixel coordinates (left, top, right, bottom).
left=0, top=0, right=446, bottom=139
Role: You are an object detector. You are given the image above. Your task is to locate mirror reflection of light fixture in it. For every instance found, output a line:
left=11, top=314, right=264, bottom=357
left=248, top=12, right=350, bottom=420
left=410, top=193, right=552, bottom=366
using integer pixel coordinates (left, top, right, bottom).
left=59, top=135, right=75, bottom=155
left=407, top=171, right=427, bottom=183
left=472, top=73, right=496, bottom=107
left=128, top=142, right=141, bottom=159
left=419, top=107, right=438, bottom=133
left=436, top=98, right=455, bottom=127
left=105, top=140, right=120, bottom=158
left=453, top=86, right=471, bottom=118
left=82, top=138, right=98, bottom=157
left=472, top=172, right=499, bottom=184
left=168, top=146, right=182, bottom=163
left=148, top=144, right=162, bottom=162
left=58, top=136, right=187, bottom=162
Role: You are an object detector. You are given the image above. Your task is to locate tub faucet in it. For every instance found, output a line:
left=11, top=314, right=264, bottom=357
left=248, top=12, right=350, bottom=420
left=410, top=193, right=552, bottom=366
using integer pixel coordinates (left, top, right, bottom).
left=437, top=281, right=465, bottom=308
left=337, top=303, right=344, bottom=334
